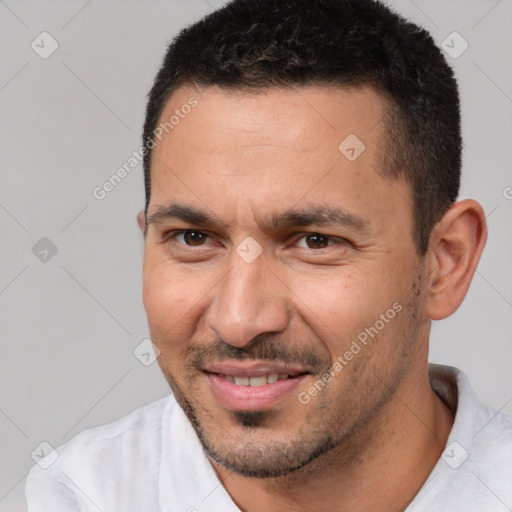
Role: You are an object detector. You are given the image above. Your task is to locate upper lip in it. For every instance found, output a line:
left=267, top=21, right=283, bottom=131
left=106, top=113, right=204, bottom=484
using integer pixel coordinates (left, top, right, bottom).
left=203, top=360, right=310, bottom=378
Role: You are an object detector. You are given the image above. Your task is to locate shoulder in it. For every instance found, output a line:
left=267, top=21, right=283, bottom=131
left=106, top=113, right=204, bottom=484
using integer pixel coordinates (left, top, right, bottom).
left=472, top=400, right=512, bottom=454
left=25, top=394, right=175, bottom=511
left=56, top=393, right=172, bottom=461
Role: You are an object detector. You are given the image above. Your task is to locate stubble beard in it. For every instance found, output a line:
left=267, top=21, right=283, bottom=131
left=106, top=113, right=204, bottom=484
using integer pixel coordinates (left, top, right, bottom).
left=157, top=275, right=424, bottom=479
left=161, top=344, right=418, bottom=479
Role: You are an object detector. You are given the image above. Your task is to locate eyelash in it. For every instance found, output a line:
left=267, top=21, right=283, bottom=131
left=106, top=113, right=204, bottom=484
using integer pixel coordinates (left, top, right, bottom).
left=164, top=229, right=345, bottom=250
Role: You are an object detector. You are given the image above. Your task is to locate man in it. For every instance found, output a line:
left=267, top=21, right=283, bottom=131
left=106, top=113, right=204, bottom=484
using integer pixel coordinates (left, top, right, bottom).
left=25, top=0, right=511, bottom=510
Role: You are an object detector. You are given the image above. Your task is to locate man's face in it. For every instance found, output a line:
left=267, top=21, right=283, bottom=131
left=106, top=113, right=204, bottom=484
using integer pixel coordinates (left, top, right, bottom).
left=141, top=84, right=428, bottom=477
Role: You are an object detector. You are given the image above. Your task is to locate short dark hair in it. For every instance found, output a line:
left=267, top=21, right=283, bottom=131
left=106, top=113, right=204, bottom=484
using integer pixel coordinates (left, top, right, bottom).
left=142, top=0, right=461, bottom=255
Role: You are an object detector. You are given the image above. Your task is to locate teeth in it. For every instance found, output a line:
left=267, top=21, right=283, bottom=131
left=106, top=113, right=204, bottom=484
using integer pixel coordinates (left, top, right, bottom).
left=249, top=376, right=267, bottom=387
left=226, top=373, right=289, bottom=386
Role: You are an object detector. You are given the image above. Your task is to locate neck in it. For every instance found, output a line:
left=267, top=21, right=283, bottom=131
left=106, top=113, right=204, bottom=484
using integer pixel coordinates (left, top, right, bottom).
left=212, top=342, right=454, bottom=511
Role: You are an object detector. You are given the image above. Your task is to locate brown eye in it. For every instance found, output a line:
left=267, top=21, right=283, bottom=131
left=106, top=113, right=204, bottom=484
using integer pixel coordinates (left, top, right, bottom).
left=299, top=233, right=331, bottom=249
left=176, top=230, right=209, bottom=246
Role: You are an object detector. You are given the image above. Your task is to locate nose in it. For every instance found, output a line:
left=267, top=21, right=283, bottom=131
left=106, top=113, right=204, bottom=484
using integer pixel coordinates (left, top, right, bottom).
left=205, top=249, right=289, bottom=348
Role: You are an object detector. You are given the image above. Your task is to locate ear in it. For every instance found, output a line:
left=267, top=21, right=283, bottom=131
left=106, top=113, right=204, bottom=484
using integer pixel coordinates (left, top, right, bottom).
left=137, top=210, right=146, bottom=234
left=424, top=199, right=487, bottom=320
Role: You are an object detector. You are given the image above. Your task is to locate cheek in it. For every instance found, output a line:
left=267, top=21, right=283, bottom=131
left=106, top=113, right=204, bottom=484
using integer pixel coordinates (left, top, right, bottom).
left=290, top=270, right=404, bottom=353
left=142, top=258, right=202, bottom=348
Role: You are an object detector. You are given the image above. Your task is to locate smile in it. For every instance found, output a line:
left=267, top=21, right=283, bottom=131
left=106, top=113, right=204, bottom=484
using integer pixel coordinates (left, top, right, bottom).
left=203, top=361, right=310, bottom=411
left=221, top=373, right=292, bottom=386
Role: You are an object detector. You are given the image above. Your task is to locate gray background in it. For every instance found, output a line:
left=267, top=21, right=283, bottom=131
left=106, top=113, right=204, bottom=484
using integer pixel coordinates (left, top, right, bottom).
left=0, top=0, right=511, bottom=510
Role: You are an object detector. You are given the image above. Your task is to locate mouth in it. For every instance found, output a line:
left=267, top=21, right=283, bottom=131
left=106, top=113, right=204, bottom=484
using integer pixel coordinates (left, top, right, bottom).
left=203, top=361, right=311, bottom=412
left=218, top=373, right=296, bottom=386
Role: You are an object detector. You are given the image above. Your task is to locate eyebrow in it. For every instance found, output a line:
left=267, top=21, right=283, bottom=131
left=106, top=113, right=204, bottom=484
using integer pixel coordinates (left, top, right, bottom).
left=147, top=203, right=229, bottom=229
left=146, top=203, right=369, bottom=233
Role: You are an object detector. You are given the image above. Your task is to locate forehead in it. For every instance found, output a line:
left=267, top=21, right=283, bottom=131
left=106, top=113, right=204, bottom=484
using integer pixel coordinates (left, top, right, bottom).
left=148, top=84, right=412, bottom=234
left=155, top=83, right=388, bottom=154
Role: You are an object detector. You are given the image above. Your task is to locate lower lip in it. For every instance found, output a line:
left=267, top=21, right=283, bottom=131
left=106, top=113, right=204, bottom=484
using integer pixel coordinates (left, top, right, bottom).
left=206, top=373, right=307, bottom=411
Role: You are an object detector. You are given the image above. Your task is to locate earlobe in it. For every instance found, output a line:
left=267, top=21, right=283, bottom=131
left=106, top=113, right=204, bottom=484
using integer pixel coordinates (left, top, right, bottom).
left=137, top=210, right=146, bottom=234
left=424, top=199, right=487, bottom=320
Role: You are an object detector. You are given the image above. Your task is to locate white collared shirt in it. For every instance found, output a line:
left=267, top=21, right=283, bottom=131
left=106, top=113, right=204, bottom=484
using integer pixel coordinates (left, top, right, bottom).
left=25, top=364, right=512, bottom=511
